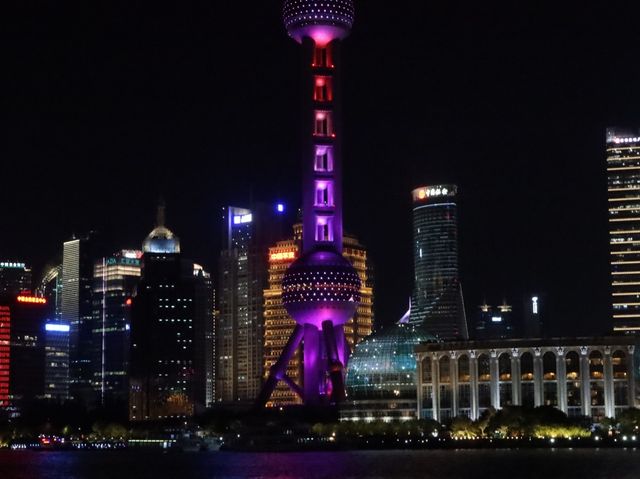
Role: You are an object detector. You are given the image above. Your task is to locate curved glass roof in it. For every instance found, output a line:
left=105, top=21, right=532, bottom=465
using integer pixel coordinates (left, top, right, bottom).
left=346, top=322, right=438, bottom=400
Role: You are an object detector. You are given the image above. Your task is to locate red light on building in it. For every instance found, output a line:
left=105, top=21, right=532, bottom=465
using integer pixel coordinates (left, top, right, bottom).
left=16, top=295, right=47, bottom=304
left=126, top=298, right=133, bottom=306
left=0, top=306, right=10, bottom=406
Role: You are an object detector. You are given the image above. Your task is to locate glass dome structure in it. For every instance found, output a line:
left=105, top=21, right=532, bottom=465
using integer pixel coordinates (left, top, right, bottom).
left=142, top=204, right=181, bottom=254
left=346, top=321, right=438, bottom=401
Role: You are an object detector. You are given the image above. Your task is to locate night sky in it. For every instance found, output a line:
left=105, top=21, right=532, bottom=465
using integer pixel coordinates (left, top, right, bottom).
left=4, top=1, right=640, bottom=335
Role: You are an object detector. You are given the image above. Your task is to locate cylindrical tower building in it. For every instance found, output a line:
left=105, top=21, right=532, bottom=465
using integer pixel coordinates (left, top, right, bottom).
left=257, top=0, right=360, bottom=407
left=410, top=185, right=468, bottom=340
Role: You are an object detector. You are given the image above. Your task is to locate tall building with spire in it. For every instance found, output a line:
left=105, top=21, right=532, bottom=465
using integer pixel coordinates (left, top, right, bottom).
left=258, top=0, right=363, bottom=407
left=262, top=224, right=374, bottom=406
left=129, top=205, right=214, bottom=420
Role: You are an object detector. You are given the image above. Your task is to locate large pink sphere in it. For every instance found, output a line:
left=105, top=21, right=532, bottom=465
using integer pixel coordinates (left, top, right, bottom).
left=282, top=248, right=361, bottom=328
left=283, top=0, right=354, bottom=44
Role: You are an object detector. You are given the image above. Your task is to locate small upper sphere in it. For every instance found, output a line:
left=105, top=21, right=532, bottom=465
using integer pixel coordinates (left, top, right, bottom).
left=283, top=0, right=355, bottom=44
left=282, top=247, right=361, bottom=327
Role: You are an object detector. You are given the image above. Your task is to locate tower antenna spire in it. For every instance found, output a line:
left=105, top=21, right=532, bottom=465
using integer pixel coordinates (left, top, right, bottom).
left=257, top=0, right=359, bottom=408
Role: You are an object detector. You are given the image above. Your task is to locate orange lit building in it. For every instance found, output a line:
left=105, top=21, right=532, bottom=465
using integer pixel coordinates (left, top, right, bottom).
left=263, top=224, right=374, bottom=406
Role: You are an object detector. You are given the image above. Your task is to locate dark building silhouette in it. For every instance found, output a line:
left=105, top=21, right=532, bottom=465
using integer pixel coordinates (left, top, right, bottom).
left=38, top=265, right=68, bottom=401
left=0, top=294, right=48, bottom=413
left=91, top=250, right=142, bottom=408
left=0, top=261, right=32, bottom=297
left=473, top=300, right=515, bottom=340
left=62, top=233, right=100, bottom=406
left=129, top=207, right=213, bottom=421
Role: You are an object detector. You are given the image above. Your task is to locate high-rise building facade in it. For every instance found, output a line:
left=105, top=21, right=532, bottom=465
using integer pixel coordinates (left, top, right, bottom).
left=410, top=185, right=468, bottom=340
left=607, top=128, right=640, bottom=334
left=262, top=224, right=374, bottom=406
left=0, top=305, right=10, bottom=408
left=0, top=295, right=48, bottom=412
left=0, top=261, right=32, bottom=297
left=216, top=204, right=287, bottom=403
left=129, top=208, right=214, bottom=420
left=62, top=235, right=98, bottom=405
left=39, top=265, right=69, bottom=401
left=92, top=250, right=142, bottom=407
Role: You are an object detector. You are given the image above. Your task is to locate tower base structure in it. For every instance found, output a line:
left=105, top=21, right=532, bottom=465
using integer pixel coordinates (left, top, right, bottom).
left=256, top=320, right=350, bottom=407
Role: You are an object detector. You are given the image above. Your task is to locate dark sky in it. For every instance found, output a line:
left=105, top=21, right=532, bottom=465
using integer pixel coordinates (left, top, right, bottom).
left=3, top=1, right=640, bottom=335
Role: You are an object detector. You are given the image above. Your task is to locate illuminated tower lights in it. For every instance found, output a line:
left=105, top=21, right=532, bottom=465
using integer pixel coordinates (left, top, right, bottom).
left=607, top=127, right=640, bottom=334
left=257, top=0, right=360, bottom=407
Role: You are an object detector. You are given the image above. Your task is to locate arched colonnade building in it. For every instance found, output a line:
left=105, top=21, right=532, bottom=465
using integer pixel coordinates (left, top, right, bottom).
left=415, top=337, right=638, bottom=422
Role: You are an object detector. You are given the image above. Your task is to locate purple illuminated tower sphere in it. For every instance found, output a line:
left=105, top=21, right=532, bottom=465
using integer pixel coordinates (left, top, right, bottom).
left=257, top=0, right=360, bottom=407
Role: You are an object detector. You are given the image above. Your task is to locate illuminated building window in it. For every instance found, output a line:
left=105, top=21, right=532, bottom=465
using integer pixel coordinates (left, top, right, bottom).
left=315, top=216, right=334, bottom=242
left=315, top=146, right=334, bottom=172
left=313, top=46, right=332, bottom=68
left=314, top=76, right=333, bottom=102
left=314, top=111, right=333, bottom=136
left=314, top=181, right=334, bottom=207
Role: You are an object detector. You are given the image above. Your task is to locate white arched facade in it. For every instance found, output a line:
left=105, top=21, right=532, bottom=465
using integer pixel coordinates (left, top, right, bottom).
left=416, top=338, right=637, bottom=422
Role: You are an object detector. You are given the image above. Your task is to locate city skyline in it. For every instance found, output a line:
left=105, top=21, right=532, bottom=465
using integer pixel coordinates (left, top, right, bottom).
left=4, top=2, right=640, bottom=335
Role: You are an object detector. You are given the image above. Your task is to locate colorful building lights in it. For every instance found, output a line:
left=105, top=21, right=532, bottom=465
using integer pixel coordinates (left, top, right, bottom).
left=16, top=295, right=47, bottom=304
left=0, top=262, right=25, bottom=269
left=45, top=323, right=70, bottom=333
left=270, top=251, right=297, bottom=262
left=0, top=306, right=10, bottom=406
left=233, top=213, right=253, bottom=225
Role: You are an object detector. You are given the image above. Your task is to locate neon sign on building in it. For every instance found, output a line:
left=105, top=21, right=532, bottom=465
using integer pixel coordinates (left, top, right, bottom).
left=16, top=296, right=47, bottom=305
left=270, top=251, right=297, bottom=262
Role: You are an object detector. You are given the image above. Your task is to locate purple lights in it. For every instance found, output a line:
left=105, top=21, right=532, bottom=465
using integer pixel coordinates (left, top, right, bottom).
left=256, top=1, right=359, bottom=408
left=283, top=0, right=354, bottom=44
left=282, top=249, right=361, bottom=327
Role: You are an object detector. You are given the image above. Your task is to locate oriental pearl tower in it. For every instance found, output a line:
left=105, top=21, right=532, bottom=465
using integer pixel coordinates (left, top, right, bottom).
left=256, top=0, right=360, bottom=407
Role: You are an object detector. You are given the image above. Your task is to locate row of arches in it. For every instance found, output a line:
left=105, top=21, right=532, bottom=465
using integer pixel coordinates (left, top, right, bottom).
left=422, top=350, right=629, bottom=383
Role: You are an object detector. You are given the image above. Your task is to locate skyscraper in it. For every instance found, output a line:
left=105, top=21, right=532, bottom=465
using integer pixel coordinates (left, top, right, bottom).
left=262, top=224, right=374, bottom=406
left=129, top=207, right=213, bottom=420
left=0, top=261, right=32, bottom=297
left=62, top=234, right=99, bottom=405
left=410, top=185, right=468, bottom=340
left=258, top=0, right=362, bottom=407
left=92, top=250, right=142, bottom=407
left=216, top=204, right=287, bottom=403
left=0, top=295, right=48, bottom=412
left=607, top=128, right=640, bottom=334
left=39, top=265, right=68, bottom=401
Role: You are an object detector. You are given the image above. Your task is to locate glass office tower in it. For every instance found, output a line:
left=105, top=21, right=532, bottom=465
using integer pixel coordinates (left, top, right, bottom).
left=410, top=185, right=467, bottom=340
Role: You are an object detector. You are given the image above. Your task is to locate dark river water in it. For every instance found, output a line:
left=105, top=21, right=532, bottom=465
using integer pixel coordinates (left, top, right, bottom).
left=1, top=449, right=639, bottom=479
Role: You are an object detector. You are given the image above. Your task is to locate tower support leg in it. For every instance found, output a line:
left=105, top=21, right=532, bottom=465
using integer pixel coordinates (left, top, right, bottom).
left=322, top=320, right=346, bottom=403
left=304, top=324, right=322, bottom=405
left=255, top=324, right=304, bottom=408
